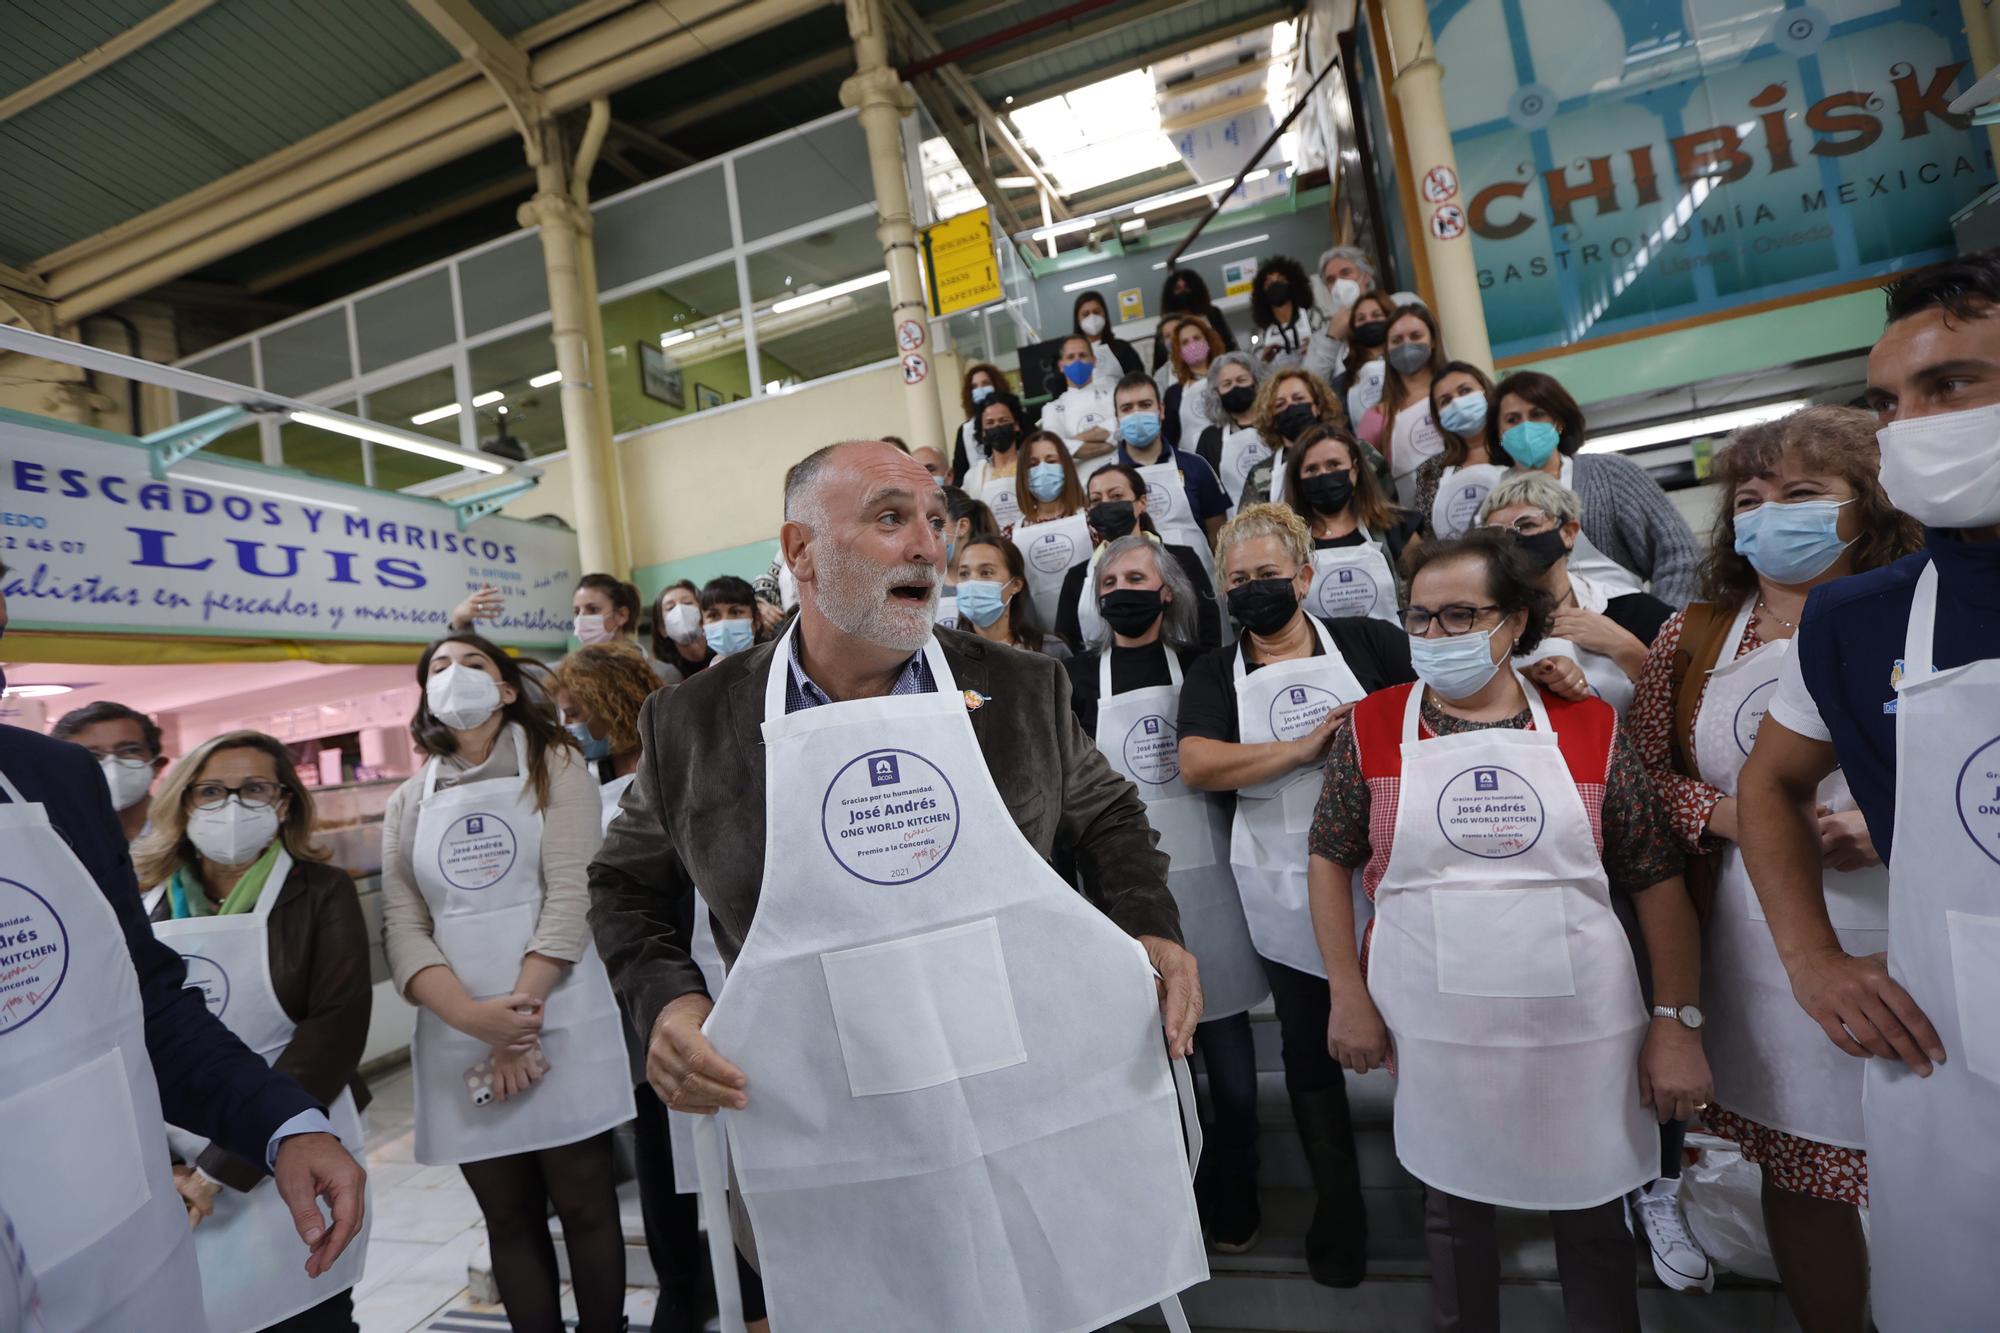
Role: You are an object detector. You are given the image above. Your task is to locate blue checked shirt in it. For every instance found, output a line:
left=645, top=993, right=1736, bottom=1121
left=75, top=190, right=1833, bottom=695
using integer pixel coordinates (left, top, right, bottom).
left=785, top=634, right=937, bottom=712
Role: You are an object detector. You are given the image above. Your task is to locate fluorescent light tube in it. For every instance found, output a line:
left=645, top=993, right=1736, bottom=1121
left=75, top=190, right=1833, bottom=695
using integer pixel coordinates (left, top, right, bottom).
left=1060, top=271, right=1118, bottom=293
left=770, top=270, right=890, bottom=313
left=1151, top=234, right=1271, bottom=270
left=289, top=411, right=507, bottom=474
left=528, top=370, right=562, bottom=388
left=1029, top=217, right=1096, bottom=240
left=1583, top=400, right=1810, bottom=454
left=409, top=402, right=461, bottom=425
left=660, top=330, right=695, bottom=348
left=471, top=390, right=503, bottom=408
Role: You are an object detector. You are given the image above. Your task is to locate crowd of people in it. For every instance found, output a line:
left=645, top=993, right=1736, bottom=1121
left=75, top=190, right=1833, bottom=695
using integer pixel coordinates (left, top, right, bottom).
left=5, top=243, right=1998, bottom=1333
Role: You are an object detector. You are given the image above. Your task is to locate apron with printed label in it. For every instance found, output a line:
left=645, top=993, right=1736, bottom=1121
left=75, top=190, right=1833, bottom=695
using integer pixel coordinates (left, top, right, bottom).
left=1177, top=379, right=1216, bottom=454
left=1368, top=681, right=1654, bottom=1209
left=1429, top=463, right=1506, bottom=541
left=1094, top=651, right=1268, bottom=1019
left=0, top=769, right=208, bottom=1333
left=1136, top=460, right=1214, bottom=578
left=1518, top=571, right=1637, bottom=716
left=936, top=593, right=959, bottom=632
left=1868, top=561, right=2000, bottom=1332
left=1217, top=426, right=1271, bottom=508
left=1388, top=400, right=1446, bottom=507
left=409, top=729, right=630, bottom=1165
left=1306, top=535, right=1398, bottom=625
left=1695, top=599, right=1884, bottom=1149
left=977, top=464, right=1022, bottom=536
left=1013, top=513, right=1091, bottom=630
left=1229, top=617, right=1369, bottom=978
left=144, top=851, right=372, bottom=1332
left=693, top=627, right=1207, bottom=1332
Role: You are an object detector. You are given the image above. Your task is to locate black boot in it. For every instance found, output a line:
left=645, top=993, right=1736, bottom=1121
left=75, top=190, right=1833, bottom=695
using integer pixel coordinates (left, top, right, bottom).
left=1290, top=1085, right=1367, bottom=1288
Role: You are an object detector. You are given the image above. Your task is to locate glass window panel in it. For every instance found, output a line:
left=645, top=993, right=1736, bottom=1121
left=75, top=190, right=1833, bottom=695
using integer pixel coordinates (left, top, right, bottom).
left=735, top=116, right=873, bottom=242
left=259, top=309, right=354, bottom=397
left=360, top=367, right=465, bottom=491
left=746, top=215, right=894, bottom=388
left=278, top=400, right=367, bottom=486
left=599, top=261, right=753, bottom=433
left=595, top=168, right=731, bottom=292
left=459, top=233, right=549, bottom=335
left=468, top=325, right=562, bottom=460
left=355, top=270, right=456, bottom=373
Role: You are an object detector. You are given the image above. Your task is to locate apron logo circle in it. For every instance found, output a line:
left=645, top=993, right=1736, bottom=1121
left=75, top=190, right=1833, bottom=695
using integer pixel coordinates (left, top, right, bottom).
left=1436, top=765, right=1546, bottom=858
left=1310, top=565, right=1379, bottom=618
left=1732, top=678, right=1780, bottom=756
left=1122, top=714, right=1181, bottom=786
left=1445, top=485, right=1487, bottom=535
left=438, top=812, right=518, bottom=890
left=0, top=878, right=70, bottom=1035
left=181, top=953, right=230, bottom=1017
left=1029, top=533, right=1076, bottom=573
left=822, top=748, right=961, bottom=884
left=1268, top=683, right=1339, bottom=740
left=1954, top=735, right=2000, bottom=868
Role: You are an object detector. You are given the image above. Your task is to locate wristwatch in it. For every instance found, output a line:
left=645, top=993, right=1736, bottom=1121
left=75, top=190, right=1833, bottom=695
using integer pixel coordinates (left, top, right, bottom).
left=1653, top=1004, right=1705, bottom=1030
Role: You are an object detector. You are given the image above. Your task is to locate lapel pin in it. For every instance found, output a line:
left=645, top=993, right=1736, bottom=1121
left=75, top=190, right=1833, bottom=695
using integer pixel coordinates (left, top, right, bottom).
left=963, top=689, right=988, bottom=712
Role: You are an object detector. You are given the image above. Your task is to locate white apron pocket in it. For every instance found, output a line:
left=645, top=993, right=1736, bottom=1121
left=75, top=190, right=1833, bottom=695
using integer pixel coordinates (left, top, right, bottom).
left=435, top=902, right=538, bottom=999
left=820, top=917, right=1027, bottom=1097
left=0, top=1047, right=150, bottom=1267
left=1433, top=887, right=1577, bottom=998
left=1945, top=910, right=2000, bottom=1083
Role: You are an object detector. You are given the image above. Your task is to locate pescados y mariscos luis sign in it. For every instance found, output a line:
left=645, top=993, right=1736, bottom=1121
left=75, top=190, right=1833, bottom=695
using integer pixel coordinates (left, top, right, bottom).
left=0, top=412, right=577, bottom=649
left=1429, top=0, right=1993, bottom=356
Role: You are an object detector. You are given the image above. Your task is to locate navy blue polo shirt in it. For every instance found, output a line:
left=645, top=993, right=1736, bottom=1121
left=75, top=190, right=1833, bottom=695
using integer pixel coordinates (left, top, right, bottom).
left=1776, top=531, right=2000, bottom=866
left=1115, top=439, right=1231, bottom=530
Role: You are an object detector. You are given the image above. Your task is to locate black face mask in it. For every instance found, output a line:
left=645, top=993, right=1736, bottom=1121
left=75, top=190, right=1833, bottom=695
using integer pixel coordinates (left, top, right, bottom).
left=1089, top=501, right=1138, bottom=541
left=1352, top=319, right=1389, bottom=349
left=1227, top=577, right=1300, bottom=637
left=1274, top=402, right=1318, bottom=442
left=1298, top=471, right=1353, bottom=516
left=1515, top=527, right=1570, bottom=572
left=1164, top=288, right=1191, bottom=312
left=981, top=424, right=1017, bottom=454
left=1263, top=280, right=1293, bottom=308
left=1219, top=384, right=1257, bottom=415
left=1100, top=588, right=1165, bottom=637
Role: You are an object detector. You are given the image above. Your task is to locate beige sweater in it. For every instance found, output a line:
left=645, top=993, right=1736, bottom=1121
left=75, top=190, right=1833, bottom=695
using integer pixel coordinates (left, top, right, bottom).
left=380, top=728, right=603, bottom=995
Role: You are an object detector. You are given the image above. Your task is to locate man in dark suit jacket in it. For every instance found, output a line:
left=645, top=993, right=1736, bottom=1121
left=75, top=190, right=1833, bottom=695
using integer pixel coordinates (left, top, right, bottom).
left=589, top=440, right=1199, bottom=1121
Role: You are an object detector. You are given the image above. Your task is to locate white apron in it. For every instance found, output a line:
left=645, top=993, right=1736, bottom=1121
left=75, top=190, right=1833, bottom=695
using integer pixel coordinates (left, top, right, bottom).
left=0, top=768, right=208, bottom=1333
left=1518, top=571, right=1636, bottom=717
left=596, top=773, right=636, bottom=833
left=977, top=462, right=1022, bottom=536
left=1229, top=616, right=1369, bottom=978
left=1094, top=650, right=1268, bottom=1019
left=1217, top=425, right=1271, bottom=508
left=145, top=851, right=372, bottom=1332
left=1430, top=462, right=1505, bottom=541
left=1368, top=680, right=1654, bottom=1209
left=1388, top=399, right=1446, bottom=507
left=1136, top=459, right=1215, bottom=578
left=694, top=627, right=1207, bottom=1332
left=1050, top=386, right=1116, bottom=480
left=1868, top=561, right=2000, bottom=1332
left=408, top=730, right=630, bottom=1165
left=1557, top=457, right=1645, bottom=598
left=1013, top=512, right=1091, bottom=630
left=1346, top=358, right=1386, bottom=429
left=1176, top=378, right=1215, bottom=453
left=668, top=897, right=728, bottom=1196
left=936, top=593, right=959, bottom=632
left=1695, top=599, right=1885, bottom=1149
left=1306, top=534, right=1398, bottom=625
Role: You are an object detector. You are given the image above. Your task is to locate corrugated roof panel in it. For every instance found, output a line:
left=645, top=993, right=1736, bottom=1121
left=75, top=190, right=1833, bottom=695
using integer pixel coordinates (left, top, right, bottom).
left=474, top=0, right=592, bottom=38
left=973, top=0, right=1286, bottom=105
left=0, top=0, right=170, bottom=99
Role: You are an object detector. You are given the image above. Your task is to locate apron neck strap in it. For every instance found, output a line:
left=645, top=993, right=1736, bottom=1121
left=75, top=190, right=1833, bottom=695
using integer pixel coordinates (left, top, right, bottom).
left=762, top=617, right=957, bottom=721
left=0, top=766, right=23, bottom=804
left=1904, top=559, right=1940, bottom=678
left=1099, top=642, right=1183, bottom=696
left=1401, top=668, right=1549, bottom=741
left=252, top=847, right=295, bottom=921
left=1710, top=594, right=1759, bottom=672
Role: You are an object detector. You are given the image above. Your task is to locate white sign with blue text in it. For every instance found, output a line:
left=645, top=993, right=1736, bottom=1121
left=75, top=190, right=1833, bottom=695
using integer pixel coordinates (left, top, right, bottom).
left=0, top=414, right=577, bottom=649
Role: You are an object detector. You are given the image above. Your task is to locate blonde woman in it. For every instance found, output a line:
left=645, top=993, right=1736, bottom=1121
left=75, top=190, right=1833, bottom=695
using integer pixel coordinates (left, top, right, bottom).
left=136, top=731, right=372, bottom=1333
left=1239, top=369, right=1389, bottom=508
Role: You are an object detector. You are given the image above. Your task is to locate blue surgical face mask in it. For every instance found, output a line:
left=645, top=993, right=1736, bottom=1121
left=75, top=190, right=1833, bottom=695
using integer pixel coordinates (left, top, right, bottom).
left=1062, top=360, right=1094, bottom=389
left=1119, top=411, right=1162, bottom=447
left=704, top=618, right=754, bottom=657
left=971, top=383, right=995, bottom=404
left=1439, top=393, right=1488, bottom=437
left=566, top=721, right=612, bottom=762
left=1500, top=419, right=1561, bottom=469
left=1027, top=461, right=1067, bottom=502
left=955, top=579, right=1010, bottom=628
left=1409, top=626, right=1503, bottom=700
left=1732, top=498, right=1854, bottom=585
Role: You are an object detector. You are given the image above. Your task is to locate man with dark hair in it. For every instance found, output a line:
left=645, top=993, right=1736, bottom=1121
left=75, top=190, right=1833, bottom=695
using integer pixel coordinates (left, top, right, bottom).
left=1739, top=250, right=2000, bottom=1332
left=51, top=700, right=168, bottom=842
left=1040, top=334, right=1116, bottom=478
left=0, top=559, right=367, bottom=1331
left=1110, top=370, right=1230, bottom=546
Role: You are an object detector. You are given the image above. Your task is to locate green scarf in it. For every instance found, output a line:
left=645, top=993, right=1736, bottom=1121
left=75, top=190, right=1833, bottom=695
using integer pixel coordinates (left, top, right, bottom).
left=168, top=841, right=283, bottom=919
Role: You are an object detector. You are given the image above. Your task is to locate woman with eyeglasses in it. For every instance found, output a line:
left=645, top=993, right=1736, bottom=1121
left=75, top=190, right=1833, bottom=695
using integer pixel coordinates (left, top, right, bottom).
left=1476, top=471, right=1675, bottom=718
left=1175, top=502, right=1415, bottom=1289
left=1307, top=530, right=1709, bottom=1333
left=382, top=632, right=632, bottom=1333
left=136, top=731, right=373, bottom=1333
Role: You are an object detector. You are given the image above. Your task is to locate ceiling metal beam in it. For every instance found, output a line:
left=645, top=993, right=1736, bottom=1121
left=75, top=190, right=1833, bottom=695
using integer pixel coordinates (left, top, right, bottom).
left=980, top=6, right=1290, bottom=106
left=957, top=0, right=1209, bottom=80
left=643, top=48, right=853, bottom=137
left=405, top=0, right=546, bottom=156
left=599, top=145, right=649, bottom=184
left=243, top=174, right=535, bottom=295
left=0, top=0, right=224, bottom=125
left=607, top=118, right=697, bottom=168
left=909, top=73, right=1029, bottom=237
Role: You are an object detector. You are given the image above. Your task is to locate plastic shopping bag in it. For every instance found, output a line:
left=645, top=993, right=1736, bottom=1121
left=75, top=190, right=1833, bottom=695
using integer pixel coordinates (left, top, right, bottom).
left=1679, top=1132, right=1778, bottom=1280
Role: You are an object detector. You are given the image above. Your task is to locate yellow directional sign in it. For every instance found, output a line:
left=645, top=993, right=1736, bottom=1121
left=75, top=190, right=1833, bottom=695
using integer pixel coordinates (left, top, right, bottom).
left=921, top=207, right=1002, bottom=318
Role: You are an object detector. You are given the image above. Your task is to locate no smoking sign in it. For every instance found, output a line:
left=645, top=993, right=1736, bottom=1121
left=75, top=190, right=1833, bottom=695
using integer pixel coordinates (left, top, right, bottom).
left=1429, top=203, right=1468, bottom=241
left=1421, top=164, right=1459, bottom=203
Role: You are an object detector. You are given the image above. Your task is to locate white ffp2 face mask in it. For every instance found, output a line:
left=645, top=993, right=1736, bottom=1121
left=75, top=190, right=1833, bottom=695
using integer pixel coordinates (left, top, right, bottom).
left=100, top=756, right=155, bottom=811
left=186, top=797, right=282, bottom=867
left=427, top=663, right=503, bottom=730
left=1080, top=313, right=1107, bottom=337
left=1329, top=277, right=1361, bottom=309
left=1878, top=400, right=2000, bottom=530
left=662, top=601, right=703, bottom=645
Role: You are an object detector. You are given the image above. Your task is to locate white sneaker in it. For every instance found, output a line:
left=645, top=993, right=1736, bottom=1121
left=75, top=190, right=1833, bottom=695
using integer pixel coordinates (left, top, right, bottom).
left=1630, top=1177, right=1715, bottom=1293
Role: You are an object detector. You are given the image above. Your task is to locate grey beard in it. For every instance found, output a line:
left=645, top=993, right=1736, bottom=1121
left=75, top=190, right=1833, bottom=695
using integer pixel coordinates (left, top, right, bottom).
left=815, top=548, right=938, bottom=652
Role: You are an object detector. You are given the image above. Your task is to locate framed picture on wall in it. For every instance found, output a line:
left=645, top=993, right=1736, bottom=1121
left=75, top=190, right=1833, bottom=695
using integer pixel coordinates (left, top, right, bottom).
left=638, top=343, right=684, bottom=408
left=696, top=383, right=724, bottom=411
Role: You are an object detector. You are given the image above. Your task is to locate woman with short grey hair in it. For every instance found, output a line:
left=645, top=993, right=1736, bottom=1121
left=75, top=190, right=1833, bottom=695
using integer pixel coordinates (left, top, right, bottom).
left=1193, top=350, right=1270, bottom=506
